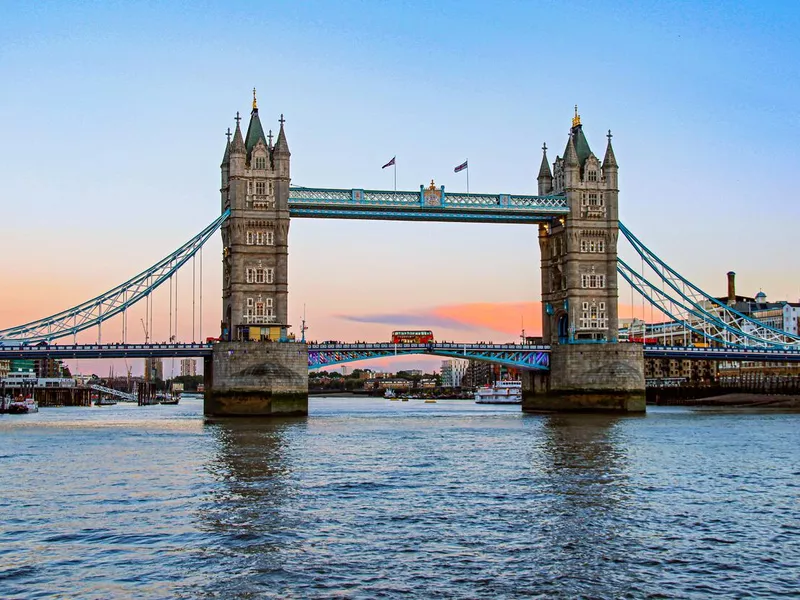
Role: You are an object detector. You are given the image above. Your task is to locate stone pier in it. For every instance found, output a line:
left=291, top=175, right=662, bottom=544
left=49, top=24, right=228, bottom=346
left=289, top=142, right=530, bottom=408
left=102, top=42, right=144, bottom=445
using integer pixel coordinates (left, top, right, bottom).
left=204, top=341, right=309, bottom=416
left=522, top=344, right=645, bottom=413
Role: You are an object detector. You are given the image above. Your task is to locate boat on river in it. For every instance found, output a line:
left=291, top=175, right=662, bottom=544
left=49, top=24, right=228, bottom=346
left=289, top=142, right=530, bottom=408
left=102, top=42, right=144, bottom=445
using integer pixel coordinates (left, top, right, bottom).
left=474, top=380, right=522, bottom=404
left=7, top=395, right=39, bottom=413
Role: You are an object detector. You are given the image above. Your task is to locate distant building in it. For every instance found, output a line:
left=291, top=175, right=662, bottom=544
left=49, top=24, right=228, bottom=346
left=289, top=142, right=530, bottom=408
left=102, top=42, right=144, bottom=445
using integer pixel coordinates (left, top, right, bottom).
left=462, top=360, right=494, bottom=388
left=144, top=358, right=164, bottom=381
left=180, top=359, right=197, bottom=377
left=0, top=360, right=9, bottom=379
left=440, top=359, right=468, bottom=387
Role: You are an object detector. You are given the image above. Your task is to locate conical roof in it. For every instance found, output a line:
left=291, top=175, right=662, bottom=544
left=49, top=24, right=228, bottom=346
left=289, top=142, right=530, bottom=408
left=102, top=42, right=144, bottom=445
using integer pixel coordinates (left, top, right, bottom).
left=221, top=138, right=231, bottom=165
left=603, top=131, right=618, bottom=168
left=274, top=114, right=289, bottom=154
left=564, top=133, right=579, bottom=167
left=572, top=125, right=592, bottom=166
left=538, top=144, right=552, bottom=180
left=245, top=108, right=267, bottom=158
left=231, top=116, right=246, bottom=154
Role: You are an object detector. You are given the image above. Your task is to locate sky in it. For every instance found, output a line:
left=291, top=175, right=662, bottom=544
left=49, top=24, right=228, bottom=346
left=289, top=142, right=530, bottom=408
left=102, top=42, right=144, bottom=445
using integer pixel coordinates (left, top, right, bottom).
left=1, top=0, right=799, bottom=375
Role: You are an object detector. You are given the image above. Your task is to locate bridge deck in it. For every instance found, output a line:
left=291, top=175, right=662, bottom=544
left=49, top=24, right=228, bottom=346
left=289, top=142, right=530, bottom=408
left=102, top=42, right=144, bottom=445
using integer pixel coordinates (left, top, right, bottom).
left=0, top=343, right=798, bottom=364
left=288, top=186, right=569, bottom=223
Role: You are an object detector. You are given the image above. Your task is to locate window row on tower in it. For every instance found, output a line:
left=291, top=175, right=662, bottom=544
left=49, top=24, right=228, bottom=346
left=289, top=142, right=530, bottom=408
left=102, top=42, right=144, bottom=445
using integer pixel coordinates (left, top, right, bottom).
left=581, top=274, right=606, bottom=288
left=246, top=230, right=275, bottom=246
left=579, top=301, right=608, bottom=330
left=247, top=181, right=274, bottom=195
left=580, top=239, right=606, bottom=253
left=245, top=297, right=275, bottom=324
left=245, top=267, right=274, bottom=284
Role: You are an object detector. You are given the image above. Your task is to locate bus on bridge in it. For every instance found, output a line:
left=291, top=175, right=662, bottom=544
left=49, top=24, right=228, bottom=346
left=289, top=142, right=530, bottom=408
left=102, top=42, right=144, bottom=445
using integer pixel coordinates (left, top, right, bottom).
left=391, top=330, right=434, bottom=344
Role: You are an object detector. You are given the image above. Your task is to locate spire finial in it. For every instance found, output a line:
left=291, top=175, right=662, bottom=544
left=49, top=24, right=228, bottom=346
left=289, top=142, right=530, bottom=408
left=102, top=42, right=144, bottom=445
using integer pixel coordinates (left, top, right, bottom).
left=542, top=142, right=548, bottom=153
left=235, top=111, right=241, bottom=126
left=252, top=87, right=258, bottom=110
left=572, top=105, right=581, bottom=127
left=268, top=129, right=273, bottom=145
left=279, top=113, right=285, bottom=127
left=607, top=129, right=613, bottom=141
left=226, top=127, right=232, bottom=142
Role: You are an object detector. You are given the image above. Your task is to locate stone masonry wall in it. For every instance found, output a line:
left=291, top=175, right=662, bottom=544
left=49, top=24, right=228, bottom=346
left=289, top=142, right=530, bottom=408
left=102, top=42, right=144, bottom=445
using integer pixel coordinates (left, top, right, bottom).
left=523, top=343, right=645, bottom=412
left=205, top=341, right=308, bottom=416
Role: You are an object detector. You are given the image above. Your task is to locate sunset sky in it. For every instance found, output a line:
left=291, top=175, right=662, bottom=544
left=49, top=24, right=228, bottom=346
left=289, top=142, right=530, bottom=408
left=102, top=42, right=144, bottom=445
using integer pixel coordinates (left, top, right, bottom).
left=1, top=1, right=798, bottom=375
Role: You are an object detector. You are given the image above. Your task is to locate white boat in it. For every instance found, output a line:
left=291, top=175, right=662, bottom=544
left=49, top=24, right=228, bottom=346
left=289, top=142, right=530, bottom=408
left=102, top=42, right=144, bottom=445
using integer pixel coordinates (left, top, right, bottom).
left=8, top=395, right=39, bottom=413
left=474, top=380, right=522, bottom=404
left=384, top=389, right=397, bottom=399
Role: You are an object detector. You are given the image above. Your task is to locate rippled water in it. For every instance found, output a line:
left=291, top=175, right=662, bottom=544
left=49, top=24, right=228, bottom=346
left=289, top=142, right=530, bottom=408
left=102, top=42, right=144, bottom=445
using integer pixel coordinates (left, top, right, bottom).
left=1, top=397, right=798, bottom=598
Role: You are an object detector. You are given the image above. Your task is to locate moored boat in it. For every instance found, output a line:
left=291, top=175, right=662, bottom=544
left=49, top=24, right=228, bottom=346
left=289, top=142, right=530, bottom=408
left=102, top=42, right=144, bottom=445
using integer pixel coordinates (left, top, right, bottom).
left=474, top=380, right=522, bottom=404
left=8, top=395, right=39, bottom=414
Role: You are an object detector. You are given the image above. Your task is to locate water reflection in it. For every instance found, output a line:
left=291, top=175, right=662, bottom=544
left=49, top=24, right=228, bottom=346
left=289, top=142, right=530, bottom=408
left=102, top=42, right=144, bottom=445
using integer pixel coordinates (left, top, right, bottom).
left=193, top=417, right=306, bottom=597
left=535, top=414, right=639, bottom=596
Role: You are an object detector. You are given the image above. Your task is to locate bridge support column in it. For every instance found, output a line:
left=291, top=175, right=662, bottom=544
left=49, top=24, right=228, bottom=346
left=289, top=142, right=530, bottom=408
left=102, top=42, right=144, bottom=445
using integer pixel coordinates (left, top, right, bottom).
left=522, top=344, right=645, bottom=413
left=204, top=341, right=308, bottom=417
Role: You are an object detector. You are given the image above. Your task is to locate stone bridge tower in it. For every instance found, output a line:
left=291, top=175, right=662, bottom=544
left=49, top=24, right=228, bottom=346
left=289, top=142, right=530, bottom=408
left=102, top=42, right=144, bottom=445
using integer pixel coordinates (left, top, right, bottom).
left=526, top=107, right=644, bottom=412
left=220, top=89, right=291, bottom=342
left=206, top=90, right=308, bottom=418
left=537, top=107, right=619, bottom=345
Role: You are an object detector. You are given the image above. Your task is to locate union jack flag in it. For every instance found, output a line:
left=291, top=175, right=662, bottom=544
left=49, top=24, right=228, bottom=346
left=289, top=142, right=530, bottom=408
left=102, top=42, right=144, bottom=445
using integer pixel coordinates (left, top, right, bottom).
left=454, top=160, right=468, bottom=173
left=382, top=156, right=396, bottom=169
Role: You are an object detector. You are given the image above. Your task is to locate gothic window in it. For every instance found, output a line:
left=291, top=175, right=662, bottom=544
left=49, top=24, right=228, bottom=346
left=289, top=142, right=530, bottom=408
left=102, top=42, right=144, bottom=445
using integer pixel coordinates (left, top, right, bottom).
left=581, top=274, right=606, bottom=288
left=588, top=170, right=597, bottom=182
left=255, top=302, right=265, bottom=316
left=247, top=298, right=254, bottom=307
left=269, top=181, right=274, bottom=195
left=588, top=193, right=598, bottom=206
left=247, top=182, right=252, bottom=193
left=599, top=194, right=605, bottom=206
left=254, top=156, right=266, bottom=170
left=256, top=231, right=264, bottom=245
left=266, top=298, right=273, bottom=307
left=598, top=240, right=605, bottom=252
left=246, top=231, right=254, bottom=245
left=255, top=181, right=266, bottom=195
left=265, top=268, right=274, bottom=284
left=255, top=269, right=265, bottom=284
left=246, top=268, right=254, bottom=283
left=266, top=231, right=275, bottom=246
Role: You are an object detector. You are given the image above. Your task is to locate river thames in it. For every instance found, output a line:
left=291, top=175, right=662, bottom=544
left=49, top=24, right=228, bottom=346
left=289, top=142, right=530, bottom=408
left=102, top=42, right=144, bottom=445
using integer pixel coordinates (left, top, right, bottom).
left=0, top=397, right=797, bottom=598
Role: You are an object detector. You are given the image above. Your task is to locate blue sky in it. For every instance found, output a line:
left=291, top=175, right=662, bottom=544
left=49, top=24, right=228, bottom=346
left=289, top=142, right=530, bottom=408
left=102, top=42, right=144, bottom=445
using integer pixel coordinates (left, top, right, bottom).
left=1, top=1, right=799, bottom=373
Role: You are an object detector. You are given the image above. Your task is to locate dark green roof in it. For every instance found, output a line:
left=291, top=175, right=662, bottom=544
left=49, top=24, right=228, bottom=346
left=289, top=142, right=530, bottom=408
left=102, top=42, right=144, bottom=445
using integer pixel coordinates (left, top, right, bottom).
left=573, top=125, right=592, bottom=166
left=244, top=108, right=267, bottom=157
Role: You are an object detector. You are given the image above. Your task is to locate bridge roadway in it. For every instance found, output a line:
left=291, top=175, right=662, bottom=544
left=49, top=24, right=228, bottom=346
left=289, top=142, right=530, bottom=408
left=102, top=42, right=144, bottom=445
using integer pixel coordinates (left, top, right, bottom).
left=1, top=343, right=799, bottom=367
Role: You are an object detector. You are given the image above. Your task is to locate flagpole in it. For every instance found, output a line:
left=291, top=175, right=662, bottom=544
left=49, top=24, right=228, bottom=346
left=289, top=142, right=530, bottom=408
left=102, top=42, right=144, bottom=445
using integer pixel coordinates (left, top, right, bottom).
left=394, top=160, right=397, bottom=193
left=466, top=159, right=469, bottom=194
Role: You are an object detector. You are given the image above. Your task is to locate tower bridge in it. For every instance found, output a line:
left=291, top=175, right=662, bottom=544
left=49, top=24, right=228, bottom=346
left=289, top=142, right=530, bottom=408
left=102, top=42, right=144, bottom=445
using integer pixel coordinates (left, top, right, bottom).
left=3, top=95, right=800, bottom=415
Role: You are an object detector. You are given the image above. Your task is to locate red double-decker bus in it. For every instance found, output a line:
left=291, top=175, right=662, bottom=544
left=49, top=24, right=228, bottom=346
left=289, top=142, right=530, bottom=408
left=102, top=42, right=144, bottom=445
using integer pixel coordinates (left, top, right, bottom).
left=391, top=330, right=434, bottom=344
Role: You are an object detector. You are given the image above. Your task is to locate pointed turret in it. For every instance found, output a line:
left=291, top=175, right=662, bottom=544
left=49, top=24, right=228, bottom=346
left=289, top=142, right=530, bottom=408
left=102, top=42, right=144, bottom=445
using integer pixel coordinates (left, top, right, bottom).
left=221, top=128, right=231, bottom=165
left=568, top=106, right=592, bottom=166
left=231, top=112, right=246, bottom=155
left=564, top=132, right=579, bottom=167
left=537, top=143, right=553, bottom=195
left=603, top=129, right=618, bottom=190
left=603, top=129, right=618, bottom=169
left=244, top=88, right=267, bottom=159
left=274, top=114, right=290, bottom=155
